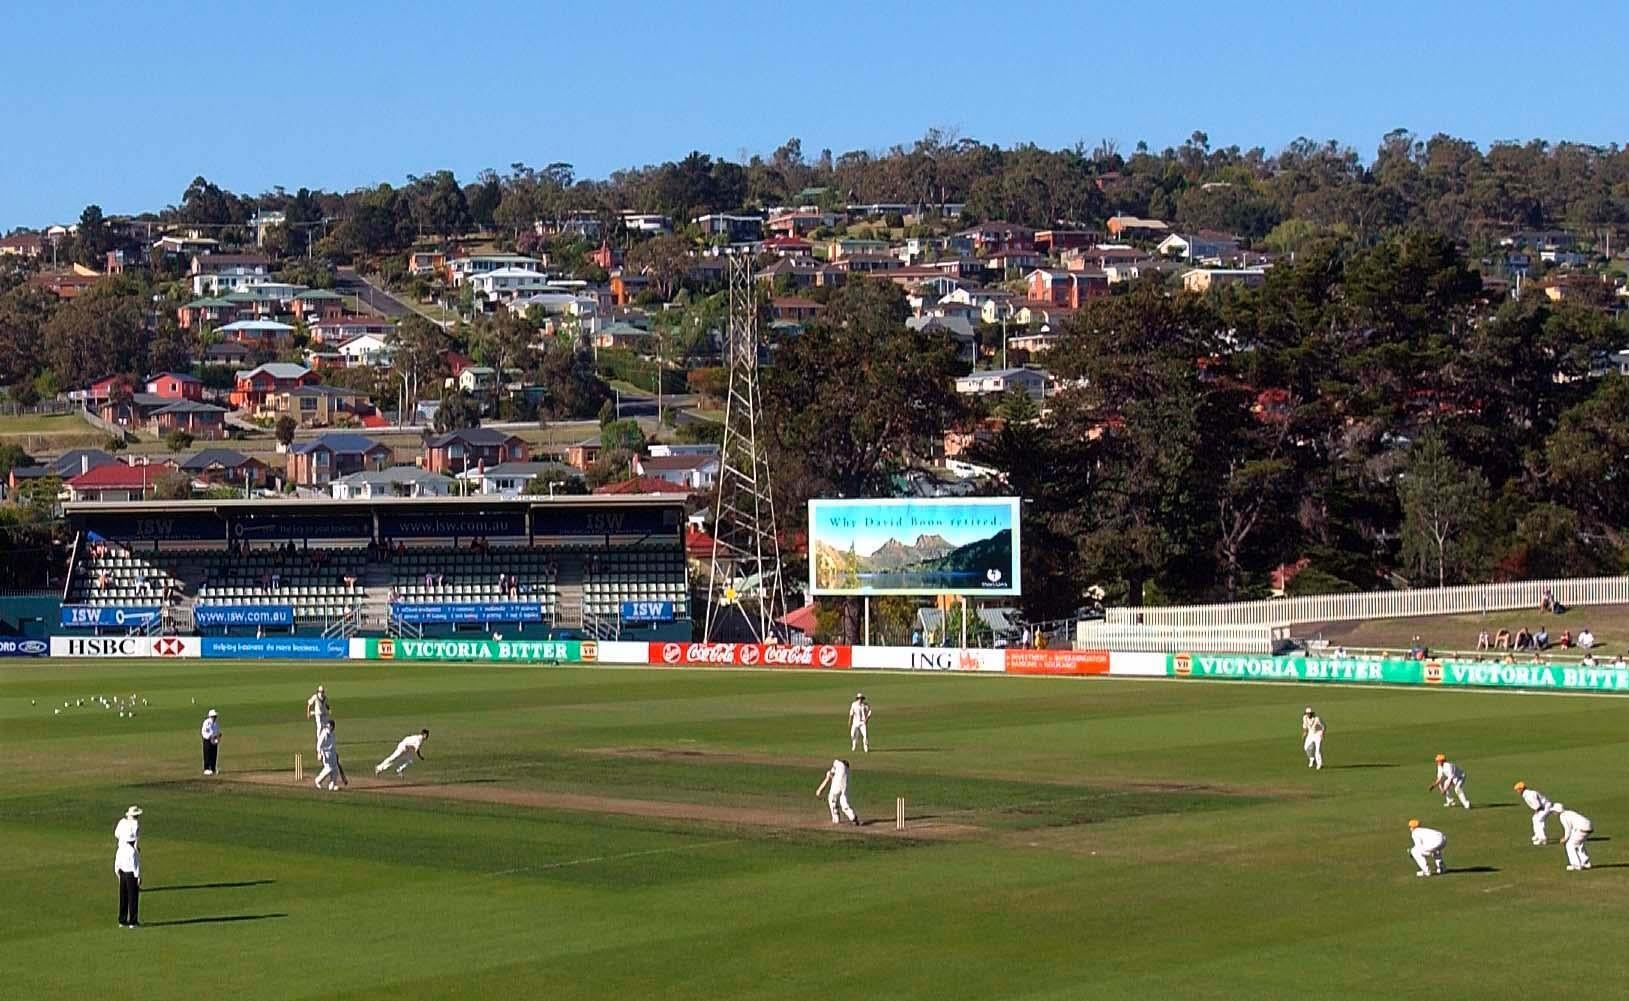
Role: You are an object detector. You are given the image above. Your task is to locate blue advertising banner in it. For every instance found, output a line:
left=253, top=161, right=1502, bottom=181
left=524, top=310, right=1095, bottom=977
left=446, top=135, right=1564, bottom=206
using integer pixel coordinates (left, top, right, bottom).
left=380, top=511, right=528, bottom=540
left=229, top=513, right=373, bottom=540
left=77, top=512, right=226, bottom=542
left=60, top=605, right=163, bottom=628
left=193, top=605, right=296, bottom=628
left=200, top=636, right=348, bottom=659
left=0, top=638, right=49, bottom=657
left=619, top=600, right=675, bottom=623
left=531, top=505, right=681, bottom=538
left=390, top=602, right=544, bottom=624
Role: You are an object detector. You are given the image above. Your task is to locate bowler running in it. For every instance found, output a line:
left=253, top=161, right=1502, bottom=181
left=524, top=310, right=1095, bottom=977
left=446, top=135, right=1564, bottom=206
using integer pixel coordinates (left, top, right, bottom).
left=376, top=729, right=429, bottom=775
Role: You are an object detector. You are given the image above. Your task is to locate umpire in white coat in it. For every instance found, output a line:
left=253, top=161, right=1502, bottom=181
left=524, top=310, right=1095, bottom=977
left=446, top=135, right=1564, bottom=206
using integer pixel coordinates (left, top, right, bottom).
left=114, top=805, right=142, bottom=927
left=200, top=709, right=221, bottom=775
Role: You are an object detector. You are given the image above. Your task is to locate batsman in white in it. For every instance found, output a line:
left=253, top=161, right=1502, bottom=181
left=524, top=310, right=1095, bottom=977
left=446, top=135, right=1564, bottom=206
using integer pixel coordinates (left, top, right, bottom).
left=1552, top=804, right=1593, bottom=871
left=313, top=719, right=345, bottom=791
left=376, top=729, right=430, bottom=775
left=1428, top=754, right=1471, bottom=808
left=816, top=758, right=859, bottom=826
left=1300, top=706, right=1324, bottom=769
left=1407, top=818, right=1447, bottom=877
left=1513, top=781, right=1554, bottom=845
left=849, top=693, right=872, bottom=753
left=305, top=685, right=331, bottom=735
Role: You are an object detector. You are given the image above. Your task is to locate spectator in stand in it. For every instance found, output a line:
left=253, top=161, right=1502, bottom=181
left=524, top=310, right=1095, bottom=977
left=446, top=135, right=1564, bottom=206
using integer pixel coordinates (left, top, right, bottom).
left=423, top=571, right=435, bottom=588
left=1577, top=628, right=1596, bottom=650
left=96, top=570, right=108, bottom=591
left=388, top=586, right=400, bottom=603
left=508, top=576, right=519, bottom=598
left=1535, top=626, right=1550, bottom=651
left=1476, top=629, right=1490, bottom=650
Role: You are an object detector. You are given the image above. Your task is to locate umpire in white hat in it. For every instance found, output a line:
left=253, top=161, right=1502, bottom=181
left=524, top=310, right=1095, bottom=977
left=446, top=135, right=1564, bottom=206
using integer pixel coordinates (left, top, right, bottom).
left=114, top=805, right=142, bottom=927
left=200, top=709, right=221, bottom=775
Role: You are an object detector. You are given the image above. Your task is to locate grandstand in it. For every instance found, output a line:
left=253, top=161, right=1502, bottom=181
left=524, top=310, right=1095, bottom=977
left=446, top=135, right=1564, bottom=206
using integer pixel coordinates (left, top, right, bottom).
left=57, top=496, right=692, bottom=640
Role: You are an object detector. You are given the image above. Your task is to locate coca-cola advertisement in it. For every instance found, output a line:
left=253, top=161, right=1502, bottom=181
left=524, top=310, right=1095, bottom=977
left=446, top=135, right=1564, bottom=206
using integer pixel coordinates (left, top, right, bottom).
left=650, top=642, right=851, bottom=669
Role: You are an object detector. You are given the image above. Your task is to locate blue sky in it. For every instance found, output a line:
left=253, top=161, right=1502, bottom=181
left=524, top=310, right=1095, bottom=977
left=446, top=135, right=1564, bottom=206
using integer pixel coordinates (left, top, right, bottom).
left=3, top=1, right=1625, bottom=231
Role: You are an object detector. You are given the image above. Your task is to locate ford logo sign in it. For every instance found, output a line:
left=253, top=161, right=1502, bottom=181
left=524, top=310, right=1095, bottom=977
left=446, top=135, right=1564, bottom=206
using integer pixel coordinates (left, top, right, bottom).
left=20, top=640, right=46, bottom=655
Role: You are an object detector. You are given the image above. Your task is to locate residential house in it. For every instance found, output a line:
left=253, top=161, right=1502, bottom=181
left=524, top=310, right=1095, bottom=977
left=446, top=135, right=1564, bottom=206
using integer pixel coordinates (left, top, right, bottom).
left=609, top=270, right=651, bottom=305
left=286, top=433, right=393, bottom=487
left=63, top=460, right=173, bottom=502
left=202, top=340, right=254, bottom=367
left=33, top=265, right=101, bottom=299
left=565, top=439, right=603, bottom=471
left=422, top=428, right=528, bottom=475
left=148, top=399, right=230, bottom=439
left=460, top=461, right=582, bottom=497
left=1007, top=329, right=1061, bottom=354
left=1011, top=301, right=1078, bottom=328
left=270, top=384, right=370, bottom=426
left=248, top=211, right=284, bottom=246
left=592, top=321, right=652, bottom=351
left=1182, top=268, right=1269, bottom=294
left=189, top=254, right=271, bottom=296
left=230, top=363, right=318, bottom=410
left=906, top=315, right=977, bottom=363
left=8, top=448, right=119, bottom=493
left=770, top=297, right=823, bottom=323
left=407, top=250, right=447, bottom=276
left=178, top=297, right=241, bottom=330
left=1157, top=231, right=1243, bottom=263
left=290, top=289, right=347, bottom=323
left=1105, top=215, right=1169, bottom=240
left=621, top=212, right=671, bottom=234
left=335, top=333, right=393, bottom=368
left=178, top=448, right=271, bottom=487
left=960, top=222, right=1035, bottom=254
left=890, top=270, right=966, bottom=296
left=762, top=236, right=814, bottom=257
left=0, top=232, right=45, bottom=257
left=1026, top=268, right=1108, bottom=308
left=587, top=242, right=620, bottom=270
left=832, top=252, right=901, bottom=275
left=447, top=254, right=543, bottom=286
left=75, top=374, right=135, bottom=409
left=593, top=475, right=692, bottom=496
left=1063, top=243, right=1145, bottom=271
left=695, top=214, right=763, bottom=241
left=984, top=248, right=1042, bottom=274
left=330, top=467, right=451, bottom=500
left=152, top=234, right=219, bottom=257
left=218, top=319, right=295, bottom=350
left=954, top=367, right=1051, bottom=401
left=456, top=366, right=499, bottom=396
left=632, top=451, right=720, bottom=490
left=145, top=372, right=205, bottom=402
left=755, top=256, right=843, bottom=290
left=766, top=210, right=838, bottom=237
left=309, top=316, right=393, bottom=345
left=1034, top=230, right=1098, bottom=255
left=469, top=267, right=555, bottom=303
left=825, top=237, right=889, bottom=260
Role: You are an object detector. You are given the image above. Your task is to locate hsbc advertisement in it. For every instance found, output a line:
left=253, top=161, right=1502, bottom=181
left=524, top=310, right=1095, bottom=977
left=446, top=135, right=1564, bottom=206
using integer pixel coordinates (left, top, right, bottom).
left=50, top=636, right=200, bottom=658
left=649, top=642, right=851, bottom=669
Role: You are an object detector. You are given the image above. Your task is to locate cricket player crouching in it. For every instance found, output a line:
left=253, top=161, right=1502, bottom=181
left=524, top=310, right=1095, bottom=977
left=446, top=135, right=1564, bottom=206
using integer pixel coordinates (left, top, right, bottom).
left=1514, top=781, right=1553, bottom=845
left=1408, top=818, right=1447, bottom=877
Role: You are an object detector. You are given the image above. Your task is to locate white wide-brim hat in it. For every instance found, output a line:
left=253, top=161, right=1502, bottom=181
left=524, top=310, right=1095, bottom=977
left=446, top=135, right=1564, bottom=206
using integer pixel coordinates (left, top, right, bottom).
left=125, top=805, right=143, bottom=818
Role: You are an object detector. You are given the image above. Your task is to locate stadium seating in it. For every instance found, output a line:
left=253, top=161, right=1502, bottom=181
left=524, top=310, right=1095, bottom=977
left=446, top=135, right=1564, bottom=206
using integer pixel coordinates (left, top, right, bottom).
left=68, top=550, right=179, bottom=606
left=582, top=545, right=689, bottom=620
left=388, top=546, right=559, bottom=617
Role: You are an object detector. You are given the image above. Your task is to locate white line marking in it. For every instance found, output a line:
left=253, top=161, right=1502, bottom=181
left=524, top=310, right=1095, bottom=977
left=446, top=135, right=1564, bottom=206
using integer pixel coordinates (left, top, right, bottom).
left=487, top=837, right=743, bottom=876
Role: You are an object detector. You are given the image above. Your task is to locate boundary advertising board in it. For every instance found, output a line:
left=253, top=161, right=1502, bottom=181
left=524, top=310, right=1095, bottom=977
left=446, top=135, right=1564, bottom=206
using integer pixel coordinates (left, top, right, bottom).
left=649, top=642, right=851, bottom=668
left=362, top=637, right=595, bottom=663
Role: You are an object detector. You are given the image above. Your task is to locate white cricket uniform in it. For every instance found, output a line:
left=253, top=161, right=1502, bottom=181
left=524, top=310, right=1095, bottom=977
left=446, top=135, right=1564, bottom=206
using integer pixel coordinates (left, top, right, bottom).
left=1435, top=762, right=1471, bottom=808
left=1410, top=826, right=1447, bottom=876
left=314, top=727, right=340, bottom=789
left=307, top=692, right=330, bottom=732
left=1557, top=809, right=1593, bottom=869
left=849, top=700, right=871, bottom=752
left=113, top=817, right=141, bottom=878
left=377, top=733, right=424, bottom=774
left=1301, top=714, right=1325, bottom=769
left=1521, top=788, right=1554, bottom=844
left=827, top=759, right=856, bottom=824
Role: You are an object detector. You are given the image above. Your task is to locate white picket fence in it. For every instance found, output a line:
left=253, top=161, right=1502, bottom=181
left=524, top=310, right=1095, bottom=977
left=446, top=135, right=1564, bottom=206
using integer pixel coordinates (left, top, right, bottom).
left=1075, top=623, right=1288, bottom=655
left=1101, top=576, right=1629, bottom=629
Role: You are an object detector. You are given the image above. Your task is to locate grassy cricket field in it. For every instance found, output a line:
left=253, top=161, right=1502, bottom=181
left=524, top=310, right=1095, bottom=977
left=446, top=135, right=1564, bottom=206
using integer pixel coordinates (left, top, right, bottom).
left=2, top=659, right=1626, bottom=1000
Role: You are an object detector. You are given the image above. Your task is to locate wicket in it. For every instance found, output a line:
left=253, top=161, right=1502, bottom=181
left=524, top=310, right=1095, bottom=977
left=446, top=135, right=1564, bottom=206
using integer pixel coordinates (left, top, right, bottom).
left=295, top=752, right=303, bottom=782
left=896, top=796, right=905, bottom=831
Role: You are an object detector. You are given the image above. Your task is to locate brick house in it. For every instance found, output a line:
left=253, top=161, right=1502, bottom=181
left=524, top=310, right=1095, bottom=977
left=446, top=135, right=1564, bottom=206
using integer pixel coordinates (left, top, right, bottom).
left=269, top=384, right=371, bottom=426
left=145, top=372, right=205, bottom=402
left=1026, top=269, right=1108, bottom=309
left=287, top=433, right=393, bottom=487
left=149, top=399, right=229, bottom=439
left=63, top=460, right=174, bottom=502
left=230, top=363, right=319, bottom=410
left=770, top=297, right=824, bottom=323
left=291, top=289, right=347, bottom=324
left=422, top=428, right=528, bottom=474
left=178, top=448, right=272, bottom=486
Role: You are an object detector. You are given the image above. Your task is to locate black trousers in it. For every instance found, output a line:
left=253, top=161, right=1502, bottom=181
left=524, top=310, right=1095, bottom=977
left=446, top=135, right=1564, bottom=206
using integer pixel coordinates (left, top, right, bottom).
left=203, top=739, right=218, bottom=772
left=118, top=870, right=140, bottom=926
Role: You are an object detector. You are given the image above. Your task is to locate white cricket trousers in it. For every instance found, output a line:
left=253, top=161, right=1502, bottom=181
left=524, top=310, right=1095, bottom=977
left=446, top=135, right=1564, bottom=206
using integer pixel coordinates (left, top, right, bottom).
left=1443, top=777, right=1470, bottom=808
left=1531, top=810, right=1551, bottom=844
left=1566, top=827, right=1593, bottom=868
left=314, top=754, right=339, bottom=789
left=1304, top=734, right=1323, bottom=768
left=828, top=790, right=855, bottom=824
left=851, top=722, right=868, bottom=752
left=376, top=749, right=413, bottom=774
left=1411, top=842, right=1446, bottom=876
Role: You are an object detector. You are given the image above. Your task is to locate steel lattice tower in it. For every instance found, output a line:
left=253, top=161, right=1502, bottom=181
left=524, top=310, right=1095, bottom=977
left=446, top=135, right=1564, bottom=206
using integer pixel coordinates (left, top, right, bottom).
left=704, top=256, right=787, bottom=640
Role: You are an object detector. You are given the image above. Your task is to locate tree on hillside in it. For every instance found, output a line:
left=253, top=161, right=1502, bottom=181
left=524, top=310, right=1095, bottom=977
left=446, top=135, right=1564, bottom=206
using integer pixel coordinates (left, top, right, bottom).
left=74, top=205, right=113, bottom=266
left=1397, top=432, right=1489, bottom=588
left=625, top=233, right=693, bottom=300
left=42, top=277, right=146, bottom=387
left=275, top=415, right=297, bottom=449
left=1546, top=374, right=1629, bottom=547
left=432, top=389, right=482, bottom=433
left=388, top=316, right=447, bottom=420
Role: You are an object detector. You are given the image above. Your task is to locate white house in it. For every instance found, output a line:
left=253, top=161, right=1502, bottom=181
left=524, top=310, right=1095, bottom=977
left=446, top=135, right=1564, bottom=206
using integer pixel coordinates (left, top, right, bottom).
left=330, top=467, right=451, bottom=500
left=457, top=461, right=582, bottom=497
left=469, top=267, right=555, bottom=303
left=632, top=451, right=720, bottom=490
left=955, top=367, right=1051, bottom=401
left=1157, top=232, right=1243, bottom=263
left=191, top=265, right=273, bottom=296
left=448, top=254, right=543, bottom=286
left=336, top=333, right=393, bottom=368
left=621, top=213, right=672, bottom=234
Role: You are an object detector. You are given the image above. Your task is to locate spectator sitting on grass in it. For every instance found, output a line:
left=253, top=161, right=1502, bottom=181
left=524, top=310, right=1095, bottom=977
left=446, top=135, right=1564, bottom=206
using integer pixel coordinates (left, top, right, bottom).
left=1535, top=626, right=1550, bottom=650
left=1578, top=628, right=1596, bottom=649
left=1494, top=628, right=1511, bottom=649
left=1540, top=587, right=1555, bottom=613
left=1582, top=653, right=1598, bottom=667
left=1559, top=629, right=1572, bottom=649
left=1514, top=627, right=1533, bottom=651
left=1476, top=629, right=1490, bottom=650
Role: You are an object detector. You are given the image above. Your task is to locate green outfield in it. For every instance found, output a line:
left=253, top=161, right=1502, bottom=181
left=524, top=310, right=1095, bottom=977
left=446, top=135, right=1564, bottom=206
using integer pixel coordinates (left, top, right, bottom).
left=2, top=659, right=1626, bottom=1000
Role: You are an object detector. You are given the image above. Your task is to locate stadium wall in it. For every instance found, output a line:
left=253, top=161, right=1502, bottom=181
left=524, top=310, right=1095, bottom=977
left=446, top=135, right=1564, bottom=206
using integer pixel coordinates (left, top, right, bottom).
left=26, top=637, right=1629, bottom=694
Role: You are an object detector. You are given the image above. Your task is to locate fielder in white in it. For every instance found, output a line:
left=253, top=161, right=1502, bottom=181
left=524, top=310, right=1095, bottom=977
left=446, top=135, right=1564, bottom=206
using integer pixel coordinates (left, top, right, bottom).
left=313, top=719, right=345, bottom=791
left=816, top=758, right=859, bottom=826
left=1514, top=781, right=1553, bottom=845
left=1429, top=754, right=1471, bottom=808
left=849, top=693, right=871, bottom=753
left=1552, top=805, right=1593, bottom=871
left=306, top=685, right=331, bottom=735
left=1407, top=818, right=1447, bottom=877
left=1301, top=707, right=1325, bottom=769
left=376, top=729, right=429, bottom=775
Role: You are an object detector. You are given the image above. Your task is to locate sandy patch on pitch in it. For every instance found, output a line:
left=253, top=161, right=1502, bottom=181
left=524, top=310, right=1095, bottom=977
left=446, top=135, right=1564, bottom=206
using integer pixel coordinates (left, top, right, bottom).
left=222, top=771, right=978, bottom=839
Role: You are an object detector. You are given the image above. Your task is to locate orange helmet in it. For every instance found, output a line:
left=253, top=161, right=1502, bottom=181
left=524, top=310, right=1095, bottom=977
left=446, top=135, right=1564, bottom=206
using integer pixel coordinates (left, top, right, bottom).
left=1513, top=781, right=1526, bottom=792
left=1434, top=754, right=1447, bottom=763
left=1408, top=818, right=1420, bottom=829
